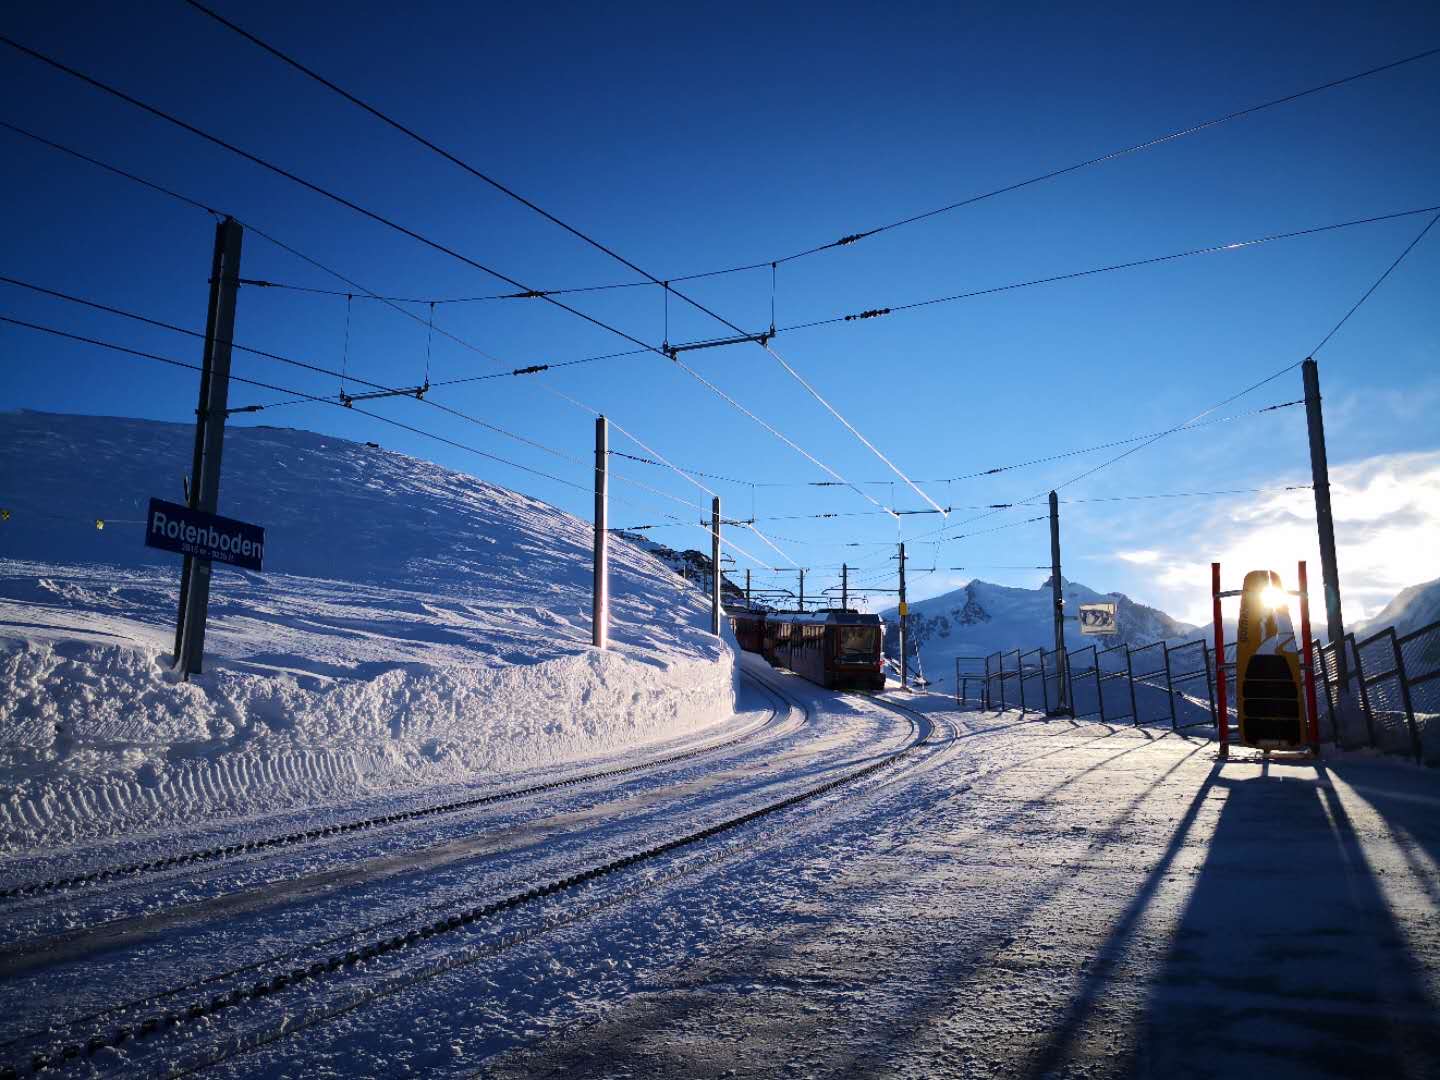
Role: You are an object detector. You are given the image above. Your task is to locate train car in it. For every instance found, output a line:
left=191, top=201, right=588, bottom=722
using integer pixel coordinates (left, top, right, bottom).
left=762, top=609, right=886, bottom=691
left=726, top=607, right=766, bottom=654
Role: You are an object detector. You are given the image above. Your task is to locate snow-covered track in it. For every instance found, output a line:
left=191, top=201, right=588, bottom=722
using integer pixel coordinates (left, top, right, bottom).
left=0, top=701, right=786, bottom=905
left=1, top=674, right=930, bottom=1079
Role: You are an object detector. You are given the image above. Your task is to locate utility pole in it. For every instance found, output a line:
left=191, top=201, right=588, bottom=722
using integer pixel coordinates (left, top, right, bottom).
left=592, top=416, right=609, bottom=649
left=1302, top=359, right=1347, bottom=689
left=175, top=217, right=243, bottom=677
left=1048, top=490, right=1070, bottom=714
left=841, top=563, right=849, bottom=611
left=710, top=496, right=722, bottom=635
left=798, top=568, right=805, bottom=612
left=745, top=569, right=751, bottom=607
left=899, top=541, right=908, bottom=690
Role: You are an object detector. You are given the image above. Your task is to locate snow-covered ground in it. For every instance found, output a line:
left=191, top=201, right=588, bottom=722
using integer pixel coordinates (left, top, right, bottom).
left=0, top=411, right=738, bottom=854
left=4, top=664, right=1434, bottom=1079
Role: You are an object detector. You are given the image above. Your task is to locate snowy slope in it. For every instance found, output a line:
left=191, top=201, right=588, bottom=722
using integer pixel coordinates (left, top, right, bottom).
left=1353, top=576, right=1440, bottom=639
left=882, top=577, right=1195, bottom=684
left=0, top=411, right=739, bottom=853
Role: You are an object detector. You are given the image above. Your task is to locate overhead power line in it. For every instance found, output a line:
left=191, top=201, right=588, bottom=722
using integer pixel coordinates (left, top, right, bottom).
left=0, top=312, right=787, bottom=571
left=177, top=2, right=939, bottom=515
left=0, top=34, right=874, bottom=529
left=779, top=205, right=1440, bottom=333
left=170, top=39, right=1440, bottom=297
left=0, top=272, right=709, bottom=514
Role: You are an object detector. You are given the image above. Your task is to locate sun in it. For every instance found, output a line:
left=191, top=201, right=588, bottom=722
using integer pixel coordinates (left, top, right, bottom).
left=1260, top=584, right=1288, bottom=611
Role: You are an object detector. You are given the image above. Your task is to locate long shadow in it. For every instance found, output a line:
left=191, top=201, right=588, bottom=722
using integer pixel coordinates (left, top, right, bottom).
left=1109, top=763, right=1440, bottom=1079
left=484, top=738, right=1207, bottom=1079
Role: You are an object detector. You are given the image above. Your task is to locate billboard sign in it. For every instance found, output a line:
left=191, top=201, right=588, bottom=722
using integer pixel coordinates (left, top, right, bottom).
left=1078, top=602, right=1117, bottom=635
left=145, top=498, right=265, bottom=572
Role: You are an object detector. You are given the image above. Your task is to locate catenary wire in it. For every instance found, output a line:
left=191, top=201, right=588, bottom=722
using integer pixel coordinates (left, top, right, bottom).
left=176, top=3, right=939, bottom=514
left=165, top=36, right=1440, bottom=293
left=777, top=205, right=1440, bottom=332
left=0, top=36, right=850, bottom=535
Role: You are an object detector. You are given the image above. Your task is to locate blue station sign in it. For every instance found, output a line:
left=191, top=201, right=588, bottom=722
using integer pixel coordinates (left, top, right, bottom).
left=145, top=498, right=265, bottom=572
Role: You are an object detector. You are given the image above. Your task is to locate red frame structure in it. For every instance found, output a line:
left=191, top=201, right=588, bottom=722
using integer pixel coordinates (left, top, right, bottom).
left=1211, top=560, right=1321, bottom=756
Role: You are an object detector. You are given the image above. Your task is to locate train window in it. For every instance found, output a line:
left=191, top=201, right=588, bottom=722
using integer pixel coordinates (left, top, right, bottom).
left=838, top=626, right=879, bottom=663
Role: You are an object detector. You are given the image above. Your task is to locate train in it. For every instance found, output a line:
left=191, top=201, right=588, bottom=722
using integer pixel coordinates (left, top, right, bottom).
left=727, top=607, right=886, bottom=692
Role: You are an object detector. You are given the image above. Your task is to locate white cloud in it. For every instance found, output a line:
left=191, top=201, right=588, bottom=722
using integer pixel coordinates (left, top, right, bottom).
left=1116, top=449, right=1440, bottom=629
left=1115, top=549, right=1161, bottom=565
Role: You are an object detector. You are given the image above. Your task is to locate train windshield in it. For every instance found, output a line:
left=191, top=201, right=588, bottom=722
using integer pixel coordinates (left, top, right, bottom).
left=837, top=625, right=879, bottom=663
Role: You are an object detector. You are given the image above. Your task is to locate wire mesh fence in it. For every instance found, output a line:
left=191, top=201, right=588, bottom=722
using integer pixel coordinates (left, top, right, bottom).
left=953, top=616, right=1440, bottom=765
left=1313, top=620, right=1439, bottom=764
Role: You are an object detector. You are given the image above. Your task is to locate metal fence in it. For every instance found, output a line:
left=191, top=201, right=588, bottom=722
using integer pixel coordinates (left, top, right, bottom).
left=1313, top=620, right=1440, bottom=764
left=953, top=618, right=1440, bottom=766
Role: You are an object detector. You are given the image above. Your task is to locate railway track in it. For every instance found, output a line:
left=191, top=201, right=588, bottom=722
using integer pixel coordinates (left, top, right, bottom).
left=1, top=669, right=935, bottom=1079
left=0, top=689, right=794, bottom=907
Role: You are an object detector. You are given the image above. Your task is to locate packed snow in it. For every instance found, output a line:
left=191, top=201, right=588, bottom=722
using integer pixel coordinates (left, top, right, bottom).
left=0, top=411, right=739, bottom=854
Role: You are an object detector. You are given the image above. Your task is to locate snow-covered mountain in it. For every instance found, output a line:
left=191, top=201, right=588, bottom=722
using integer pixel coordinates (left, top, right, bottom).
left=1353, top=576, right=1440, bottom=640
left=0, top=410, right=738, bottom=852
left=880, top=577, right=1195, bottom=685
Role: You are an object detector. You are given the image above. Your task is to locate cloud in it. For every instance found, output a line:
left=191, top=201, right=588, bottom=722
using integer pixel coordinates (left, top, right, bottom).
left=1115, top=549, right=1161, bottom=565
left=1111, top=449, right=1440, bottom=629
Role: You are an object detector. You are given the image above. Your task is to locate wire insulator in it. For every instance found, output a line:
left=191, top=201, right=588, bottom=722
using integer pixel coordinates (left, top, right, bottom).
left=843, top=307, right=891, bottom=322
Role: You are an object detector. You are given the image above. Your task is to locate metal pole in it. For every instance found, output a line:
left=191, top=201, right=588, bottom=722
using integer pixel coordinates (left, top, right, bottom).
left=1212, top=561, right=1229, bottom=756
left=899, top=541, right=908, bottom=690
left=177, top=217, right=243, bottom=677
left=1387, top=627, right=1423, bottom=764
left=1298, top=560, right=1321, bottom=750
left=1126, top=644, right=1139, bottom=726
left=1162, top=642, right=1178, bottom=731
left=745, top=569, right=751, bottom=606
left=1303, top=359, right=1347, bottom=687
left=592, top=416, right=608, bottom=649
left=841, top=563, right=848, bottom=611
left=710, top=496, right=721, bottom=636
left=798, top=568, right=805, bottom=612
left=173, top=219, right=229, bottom=665
left=1048, top=491, right=1069, bottom=713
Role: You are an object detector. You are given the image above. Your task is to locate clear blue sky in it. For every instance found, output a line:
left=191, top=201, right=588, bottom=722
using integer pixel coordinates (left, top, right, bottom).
left=3, top=0, right=1438, bottom=624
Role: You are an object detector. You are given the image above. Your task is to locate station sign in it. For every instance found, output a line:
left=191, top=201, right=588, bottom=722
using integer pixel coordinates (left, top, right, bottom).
left=145, top=498, right=265, bottom=572
left=1078, top=602, right=1117, bottom=635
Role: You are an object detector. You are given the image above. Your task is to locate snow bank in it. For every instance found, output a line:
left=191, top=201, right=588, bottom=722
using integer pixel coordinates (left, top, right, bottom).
left=0, top=412, right=739, bottom=854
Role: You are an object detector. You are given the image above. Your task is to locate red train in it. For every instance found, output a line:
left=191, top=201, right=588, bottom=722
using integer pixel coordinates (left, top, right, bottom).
left=727, top=608, right=886, bottom=692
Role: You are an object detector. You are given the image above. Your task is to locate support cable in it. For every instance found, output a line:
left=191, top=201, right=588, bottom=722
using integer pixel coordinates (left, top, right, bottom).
left=169, top=33, right=1440, bottom=291
left=0, top=45, right=867, bottom=520
left=778, top=205, right=1440, bottom=333
left=169, top=5, right=931, bottom=511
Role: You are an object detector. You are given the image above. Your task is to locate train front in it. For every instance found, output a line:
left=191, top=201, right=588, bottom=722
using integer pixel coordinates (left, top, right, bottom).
left=829, top=612, right=886, bottom=691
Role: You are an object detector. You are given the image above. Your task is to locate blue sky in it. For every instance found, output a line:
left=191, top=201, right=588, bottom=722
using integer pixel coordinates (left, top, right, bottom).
left=3, top=0, right=1438, bottom=625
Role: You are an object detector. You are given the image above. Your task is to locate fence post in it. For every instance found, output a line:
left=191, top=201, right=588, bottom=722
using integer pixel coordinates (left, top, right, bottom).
left=1162, top=642, right=1178, bottom=731
left=999, top=652, right=1007, bottom=712
left=1039, top=650, right=1051, bottom=714
left=1125, top=644, right=1139, bottom=726
left=1017, top=651, right=1027, bottom=714
left=1349, top=634, right=1376, bottom=748
left=1212, top=562, right=1229, bottom=754
left=1093, top=648, right=1106, bottom=724
left=1202, top=641, right=1217, bottom=727
left=1388, top=628, right=1423, bottom=764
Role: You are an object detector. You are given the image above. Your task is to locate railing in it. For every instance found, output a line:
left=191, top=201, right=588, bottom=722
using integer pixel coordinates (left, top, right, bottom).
left=954, top=617, right=1440, bottom=766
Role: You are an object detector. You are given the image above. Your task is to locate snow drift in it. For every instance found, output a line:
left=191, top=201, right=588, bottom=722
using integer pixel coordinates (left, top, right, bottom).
left=0, top=411, right=739, bottom=853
